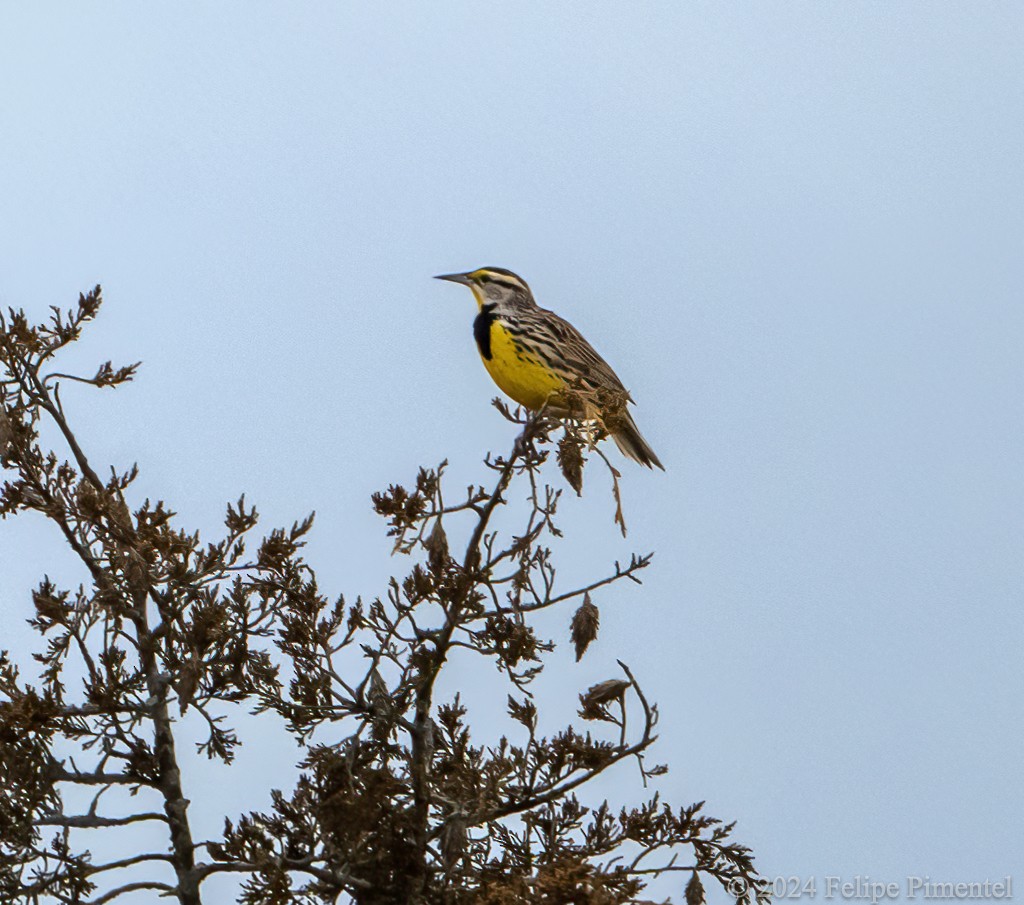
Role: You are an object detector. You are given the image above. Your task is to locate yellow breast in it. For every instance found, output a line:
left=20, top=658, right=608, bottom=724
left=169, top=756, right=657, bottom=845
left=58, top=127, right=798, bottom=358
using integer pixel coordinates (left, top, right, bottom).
left=482, top=321, right=565, bottom=411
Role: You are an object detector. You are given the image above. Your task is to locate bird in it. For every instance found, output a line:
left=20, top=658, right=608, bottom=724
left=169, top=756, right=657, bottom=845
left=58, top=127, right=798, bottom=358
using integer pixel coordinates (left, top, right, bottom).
left=435, top=267, right=663, bottom=470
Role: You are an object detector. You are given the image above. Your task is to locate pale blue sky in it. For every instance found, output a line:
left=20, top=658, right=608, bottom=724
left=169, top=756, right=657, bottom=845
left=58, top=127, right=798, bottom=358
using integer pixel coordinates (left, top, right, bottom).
left=2, top=3, right=1022, bottom=902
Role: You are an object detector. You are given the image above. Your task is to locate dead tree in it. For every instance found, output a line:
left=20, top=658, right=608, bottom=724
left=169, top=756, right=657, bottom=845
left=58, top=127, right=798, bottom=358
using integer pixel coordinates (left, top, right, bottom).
left=0, top=286, right=767, bottom=904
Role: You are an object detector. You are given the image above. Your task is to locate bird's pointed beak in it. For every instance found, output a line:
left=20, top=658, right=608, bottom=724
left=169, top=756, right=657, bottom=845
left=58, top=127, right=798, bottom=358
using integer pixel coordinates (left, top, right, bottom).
left=434, top=272, right=473, bottom=285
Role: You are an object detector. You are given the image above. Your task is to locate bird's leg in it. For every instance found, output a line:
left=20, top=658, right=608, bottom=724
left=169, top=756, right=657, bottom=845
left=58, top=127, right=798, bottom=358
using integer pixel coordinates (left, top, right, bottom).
left=528, top=397, right=561, bottom=441
left=511, top=428, right=530, bottom=460
left=513, top=405, right=544, bottom=459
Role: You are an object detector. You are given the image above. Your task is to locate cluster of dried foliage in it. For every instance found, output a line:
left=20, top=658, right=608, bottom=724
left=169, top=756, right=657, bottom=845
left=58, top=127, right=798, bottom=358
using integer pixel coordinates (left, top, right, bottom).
left=0, top=288, right=767, bottom=904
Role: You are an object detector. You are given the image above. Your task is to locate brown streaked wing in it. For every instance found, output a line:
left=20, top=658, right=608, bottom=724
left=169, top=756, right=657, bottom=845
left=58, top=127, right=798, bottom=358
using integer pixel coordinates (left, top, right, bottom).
left=531, top=308, right=632, bottom=397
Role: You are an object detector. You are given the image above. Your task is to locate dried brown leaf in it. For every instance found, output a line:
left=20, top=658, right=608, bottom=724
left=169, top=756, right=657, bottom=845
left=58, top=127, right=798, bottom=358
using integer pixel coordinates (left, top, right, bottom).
left=570, top=593, right=600, bottom=661
left=579, top=677, right=630, bottom=721
left=686, top=871, right=706, bottom=905
left=557, top=432, right=585, bottom=495
left=425, top=518, right=449, bottom=573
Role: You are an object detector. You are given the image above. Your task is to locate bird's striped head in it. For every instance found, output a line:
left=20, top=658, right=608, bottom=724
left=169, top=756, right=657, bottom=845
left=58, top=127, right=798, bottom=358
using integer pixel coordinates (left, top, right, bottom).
left=435, top=267, right=536, bottom=312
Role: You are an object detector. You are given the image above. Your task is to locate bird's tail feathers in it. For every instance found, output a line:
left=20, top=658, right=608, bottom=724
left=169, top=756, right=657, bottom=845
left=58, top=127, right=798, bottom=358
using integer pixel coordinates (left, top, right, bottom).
left=612, top=411, right=664, bottom=470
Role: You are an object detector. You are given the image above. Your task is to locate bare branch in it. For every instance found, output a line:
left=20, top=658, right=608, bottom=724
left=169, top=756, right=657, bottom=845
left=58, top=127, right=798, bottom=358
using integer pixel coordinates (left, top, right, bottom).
left=35, top=812, right=167, bottom=828
left=90, top=881, right=174, bottom=904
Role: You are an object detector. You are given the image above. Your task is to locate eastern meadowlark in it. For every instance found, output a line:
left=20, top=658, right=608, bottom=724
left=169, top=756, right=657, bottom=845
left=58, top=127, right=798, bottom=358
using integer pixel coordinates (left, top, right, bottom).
left=436, top=267, right=664, bottom=470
